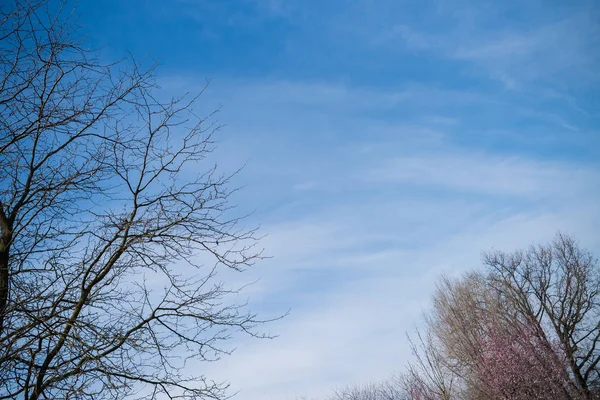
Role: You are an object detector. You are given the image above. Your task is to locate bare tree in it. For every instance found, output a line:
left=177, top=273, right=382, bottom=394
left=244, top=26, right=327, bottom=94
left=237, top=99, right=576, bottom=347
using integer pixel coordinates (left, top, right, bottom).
left=484, top=233, right=600, bottom=398
left=329, top=379, right=404, bottom=400
left=398, top=329, right=456, bottom=400
left=428, top=272, right=490, bottom=398
left=0, top=1, right=271, bottom=399
left=412, top=234, right=598, bottom=400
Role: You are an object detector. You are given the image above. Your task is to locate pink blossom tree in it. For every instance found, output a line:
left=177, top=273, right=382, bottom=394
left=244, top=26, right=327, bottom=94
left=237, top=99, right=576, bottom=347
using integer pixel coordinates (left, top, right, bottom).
left=475, top=319, right=572, bottom=400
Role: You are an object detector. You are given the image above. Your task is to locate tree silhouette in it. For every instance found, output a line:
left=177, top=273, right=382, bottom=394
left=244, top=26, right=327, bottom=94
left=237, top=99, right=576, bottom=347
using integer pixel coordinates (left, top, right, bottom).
left=0, top=2, right=270, bottom=399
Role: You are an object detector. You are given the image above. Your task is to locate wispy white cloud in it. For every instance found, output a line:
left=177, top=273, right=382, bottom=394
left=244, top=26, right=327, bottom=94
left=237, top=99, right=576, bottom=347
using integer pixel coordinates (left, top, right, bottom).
left=152, top=71, right=600, bottom=399
left=369, top=4, right=599, bottom=90
left=368, top=151, right=599, bottom=198
left=205, top=205, right=600, bottom=400
left=453, top=13, right=599, bottom=86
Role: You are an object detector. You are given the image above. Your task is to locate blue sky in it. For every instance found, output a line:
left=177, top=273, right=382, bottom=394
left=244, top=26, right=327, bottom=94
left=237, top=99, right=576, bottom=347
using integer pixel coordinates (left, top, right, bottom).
left=77, top=1, right=600, bottom=398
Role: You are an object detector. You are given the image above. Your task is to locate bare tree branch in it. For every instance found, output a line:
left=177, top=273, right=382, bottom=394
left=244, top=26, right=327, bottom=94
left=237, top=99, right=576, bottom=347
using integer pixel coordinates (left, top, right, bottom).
left=0, top=2, right=275, bottom=399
